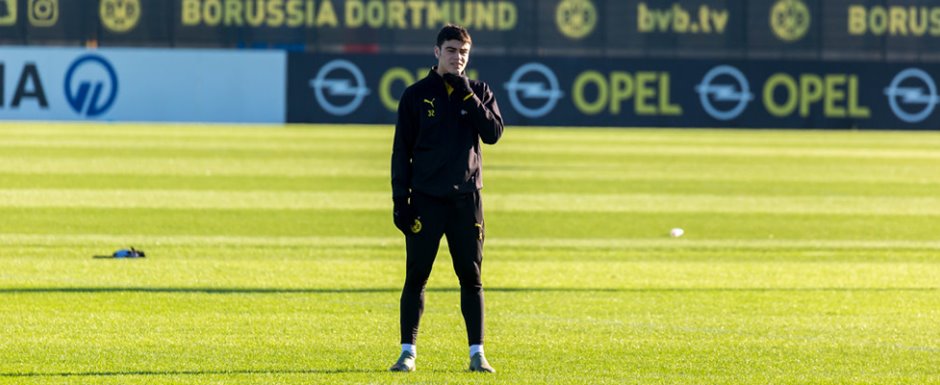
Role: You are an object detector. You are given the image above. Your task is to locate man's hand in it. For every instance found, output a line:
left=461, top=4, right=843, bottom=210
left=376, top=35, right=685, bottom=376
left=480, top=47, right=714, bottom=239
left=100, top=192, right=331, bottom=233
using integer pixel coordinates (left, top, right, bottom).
left=393, top=196, right=419, bottom=235
left=443, top=73, right=473, bottom=99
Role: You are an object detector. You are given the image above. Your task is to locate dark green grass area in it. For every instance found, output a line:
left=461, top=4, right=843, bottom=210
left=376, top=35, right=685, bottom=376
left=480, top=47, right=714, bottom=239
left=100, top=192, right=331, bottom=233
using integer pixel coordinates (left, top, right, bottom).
left=1, top=123, right=939, bottom=384
left=7, top=173, right=940, bottom=197
left=0, top=174, right=384, bottom=192
left=4, top=207, right=940, bottom=241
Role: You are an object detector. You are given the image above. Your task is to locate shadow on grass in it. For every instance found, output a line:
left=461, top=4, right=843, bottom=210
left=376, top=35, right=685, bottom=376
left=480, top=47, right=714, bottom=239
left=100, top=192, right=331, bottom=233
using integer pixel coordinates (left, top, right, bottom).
left=0, top=368, right=382, bottom=378
left=0, top=287, right=936, bottom=294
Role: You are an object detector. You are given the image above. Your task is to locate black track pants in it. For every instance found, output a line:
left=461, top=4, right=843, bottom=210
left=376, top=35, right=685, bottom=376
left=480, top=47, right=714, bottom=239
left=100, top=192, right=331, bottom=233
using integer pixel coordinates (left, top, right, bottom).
left=399, top=191, right=485, bottom=346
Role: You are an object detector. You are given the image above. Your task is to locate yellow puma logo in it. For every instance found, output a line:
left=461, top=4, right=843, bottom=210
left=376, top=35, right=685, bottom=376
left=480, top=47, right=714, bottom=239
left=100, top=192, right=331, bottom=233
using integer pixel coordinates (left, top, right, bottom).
left=423, top=98, right=435, bottom=117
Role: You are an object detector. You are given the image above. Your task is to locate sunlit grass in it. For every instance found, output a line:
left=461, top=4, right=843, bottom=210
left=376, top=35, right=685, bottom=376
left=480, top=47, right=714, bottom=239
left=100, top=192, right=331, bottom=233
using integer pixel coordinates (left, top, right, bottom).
left=1, top=123, right=938, bottom=384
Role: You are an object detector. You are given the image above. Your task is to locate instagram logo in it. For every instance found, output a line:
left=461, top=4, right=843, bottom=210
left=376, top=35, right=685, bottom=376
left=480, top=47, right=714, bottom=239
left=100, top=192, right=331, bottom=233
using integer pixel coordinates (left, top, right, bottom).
left=0, top=0, right=16, bottom=26
left=28, top=0, right=57, bottom=27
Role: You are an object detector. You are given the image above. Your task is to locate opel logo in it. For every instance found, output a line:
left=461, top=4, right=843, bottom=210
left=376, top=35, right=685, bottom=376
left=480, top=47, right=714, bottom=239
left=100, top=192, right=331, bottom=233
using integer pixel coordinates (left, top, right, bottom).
left=504, top=63, right=564, bottom=119
left=885, top=68, right=939, bottom=124
left=309, top=59, right=371, bottom=116
left=696, top=65, right=753, bottom=121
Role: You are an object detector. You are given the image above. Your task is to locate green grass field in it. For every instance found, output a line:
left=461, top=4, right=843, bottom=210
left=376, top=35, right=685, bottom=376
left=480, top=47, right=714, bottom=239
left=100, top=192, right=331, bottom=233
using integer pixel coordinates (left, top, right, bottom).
left=1, top=122, right=938, bottom=385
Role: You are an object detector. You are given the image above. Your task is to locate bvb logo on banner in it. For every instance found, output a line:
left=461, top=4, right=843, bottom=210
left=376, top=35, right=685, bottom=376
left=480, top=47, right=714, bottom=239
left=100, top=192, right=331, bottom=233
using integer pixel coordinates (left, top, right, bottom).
left=770, top=0, right=810, bottom=42
left=101, top=0, right=140, bottom=33
left=556, top=0, right=596, bottom=40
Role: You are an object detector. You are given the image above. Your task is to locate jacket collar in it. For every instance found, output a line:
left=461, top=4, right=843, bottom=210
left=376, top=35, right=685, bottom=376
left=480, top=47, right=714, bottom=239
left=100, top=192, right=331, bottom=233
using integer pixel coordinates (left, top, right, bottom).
left=428, top=66, right=453, bottom=95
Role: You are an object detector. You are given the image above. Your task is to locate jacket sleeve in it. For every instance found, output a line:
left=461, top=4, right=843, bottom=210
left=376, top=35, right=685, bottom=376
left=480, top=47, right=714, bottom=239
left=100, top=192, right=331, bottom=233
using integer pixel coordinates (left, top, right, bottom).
left=391, top=88, right=416, bottom=199
left=464, top=82, right=504, bottom=145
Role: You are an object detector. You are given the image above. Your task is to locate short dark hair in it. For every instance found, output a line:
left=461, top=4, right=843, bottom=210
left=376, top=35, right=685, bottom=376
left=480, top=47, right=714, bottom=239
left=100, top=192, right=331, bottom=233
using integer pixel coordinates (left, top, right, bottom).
left=436, top=24, right=472, bottom=47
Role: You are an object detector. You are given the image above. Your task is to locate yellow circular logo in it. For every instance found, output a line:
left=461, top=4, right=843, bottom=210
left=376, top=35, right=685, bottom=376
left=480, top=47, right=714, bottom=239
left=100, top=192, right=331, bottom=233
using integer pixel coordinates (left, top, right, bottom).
left=410, top=218, right=422, bottom=234
left=556, top=0, right=596, bottom=40
left=770, top=0, right=810, bottom=42
left=100, top=0, right=140, bottom=33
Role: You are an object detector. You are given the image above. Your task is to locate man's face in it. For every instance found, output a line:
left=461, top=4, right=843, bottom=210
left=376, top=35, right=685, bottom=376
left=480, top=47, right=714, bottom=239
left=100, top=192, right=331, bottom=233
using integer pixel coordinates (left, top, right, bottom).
left=435, top=39, right=471, bottom=75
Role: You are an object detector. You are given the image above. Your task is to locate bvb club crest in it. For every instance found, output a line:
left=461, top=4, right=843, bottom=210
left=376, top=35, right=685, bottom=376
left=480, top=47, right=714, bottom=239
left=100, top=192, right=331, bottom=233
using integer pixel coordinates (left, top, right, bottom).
left=770, top=0, right=810, bottom=42
left=555, top=0, right=596, bottom=40
left=101, top=0, right=140, bottom=33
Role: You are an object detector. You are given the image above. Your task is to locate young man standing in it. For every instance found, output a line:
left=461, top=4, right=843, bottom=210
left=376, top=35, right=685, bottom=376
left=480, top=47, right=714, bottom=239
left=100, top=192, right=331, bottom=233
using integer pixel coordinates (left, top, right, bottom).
left=389, top=24, right=504, bottom=373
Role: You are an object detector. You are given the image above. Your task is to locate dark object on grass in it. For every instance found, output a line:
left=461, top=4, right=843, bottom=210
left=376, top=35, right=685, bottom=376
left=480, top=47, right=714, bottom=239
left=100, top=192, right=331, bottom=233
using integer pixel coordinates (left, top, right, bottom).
left=93, top=247, right=146, bottom=259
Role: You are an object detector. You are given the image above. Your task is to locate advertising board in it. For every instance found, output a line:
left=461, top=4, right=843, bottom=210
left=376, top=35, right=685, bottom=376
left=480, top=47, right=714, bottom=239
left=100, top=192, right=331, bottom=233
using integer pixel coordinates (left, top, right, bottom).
left=288, top=52, right=940, bottom=129
left=0, top=47, right=286, bottom=123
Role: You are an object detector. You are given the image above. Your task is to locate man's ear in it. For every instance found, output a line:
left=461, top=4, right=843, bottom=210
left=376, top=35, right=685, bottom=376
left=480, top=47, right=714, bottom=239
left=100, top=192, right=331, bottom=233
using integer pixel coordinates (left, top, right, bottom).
left=434, top=46, right=440, bottom=59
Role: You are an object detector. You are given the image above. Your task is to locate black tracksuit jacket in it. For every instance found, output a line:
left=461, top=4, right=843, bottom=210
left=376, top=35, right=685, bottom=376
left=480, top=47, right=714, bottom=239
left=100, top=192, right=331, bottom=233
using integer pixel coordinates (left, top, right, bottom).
left=391, top=69, right=504, bottom=198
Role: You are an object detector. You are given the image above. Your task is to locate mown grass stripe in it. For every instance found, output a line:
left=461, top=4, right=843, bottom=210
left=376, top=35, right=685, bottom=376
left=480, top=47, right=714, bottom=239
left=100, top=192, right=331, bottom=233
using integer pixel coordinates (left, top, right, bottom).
left=1, top=287, right=936, bottom=295
left=4, top=158, right=936, bottom=185
left=4, top=139, right=940, bottom=160
left=501, top=143, right=940, bottom=159
left=0, top=158, right=387, bottom=177
left=3, top=173, right=940, bottom=197
left=1, top=189, right=939, bottom=215
left=3, top=233, right=940, bottom=250
left=0, top=122, right=385, bottom=140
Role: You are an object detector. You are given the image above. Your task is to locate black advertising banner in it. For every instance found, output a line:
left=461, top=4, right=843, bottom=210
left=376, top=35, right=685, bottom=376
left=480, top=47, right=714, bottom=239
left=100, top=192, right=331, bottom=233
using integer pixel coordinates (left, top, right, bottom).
left=5, top=0, right=940, bottom=64
left=826, top=0, right=940, bottom=61
left=821, top=0, right=884, bottom=60
left=287, top=52, right=940, bottom=129
left=0, top=0, right=23, bottom=41
left=98, top=0, right=171, bottom=46
left=746, top=0, right=821, bottom=58
left=878, top=0, right=940, bottom=59
left=311, top=0, right=533, bottom=52
left=23, top=0, right=95, bottom=44
left=538, top=0, right=605, bottom=53
left=387, top=0, right=535, bottom=53
left=609, top=0, right=746, bottom=58
left=6, top=0, right=940, bottom=64
left=171, top=0, right=534, bottom=50
left=172, top=0, right=314, bottom=49
left=173, top=0, right=241, bottom=47
left=287, top=53, right=429, bottom=123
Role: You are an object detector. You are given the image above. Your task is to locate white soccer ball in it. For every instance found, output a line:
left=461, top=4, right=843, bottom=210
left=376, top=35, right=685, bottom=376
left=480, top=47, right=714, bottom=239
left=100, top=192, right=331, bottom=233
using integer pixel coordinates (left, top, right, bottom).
left=670, top=228, right=684, bottom=238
